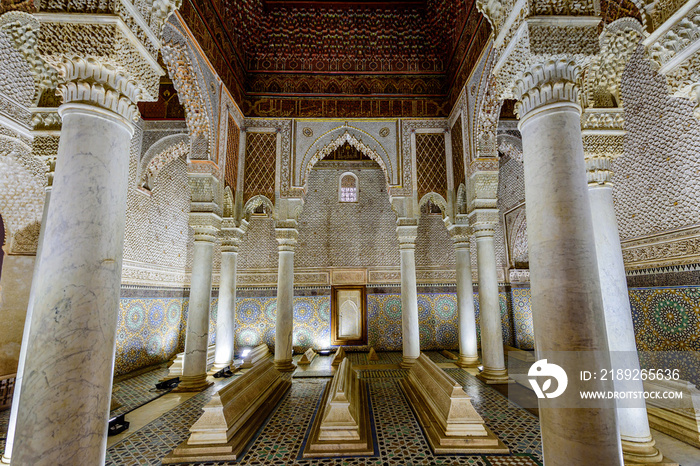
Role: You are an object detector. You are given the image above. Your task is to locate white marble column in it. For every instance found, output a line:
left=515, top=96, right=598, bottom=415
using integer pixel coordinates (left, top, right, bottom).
left=398, top=222, right=420, bottom=368
left=213, top=224, right=245, bottom=370
left=274, top=226, right=297, bottom=372
left=177, top=215, right=219, bottom=391
left=13, top=99, right=135, bottom=464
left=515, top=59, right=623, bottom=465
left=2, top=186, right=50, bottom=465
left=451, top=225, right=479, bottom=367
left=586, top=146, right=663, bottom=463
left=473, top=224, right=509, bottom=383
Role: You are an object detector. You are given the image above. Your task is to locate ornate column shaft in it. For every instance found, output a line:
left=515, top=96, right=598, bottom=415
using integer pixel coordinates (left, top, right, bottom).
left=177, top=213, right=220, bottom=391
left=450, top=224, right=479, bottom=367
left=213, top=221, right=246, bottom=370
left=274, top=224, right=297, bottom=372
left=397, top=220, right=419, bottom=368
left=583, top=113, right=664, bottom=464
left=13, top=60, right=140, bottom=465
left=470, top=212, right=509, bottom=384
left=514, top=59, right=622, bottom=465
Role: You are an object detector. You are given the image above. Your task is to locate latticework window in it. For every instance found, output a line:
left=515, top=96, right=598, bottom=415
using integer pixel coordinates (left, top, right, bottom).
left=243, top=132, right=276, bottom=203
left=339, top=173, right=358, bottom=202
left=451, top=116, right=466, bottom=191
left=224, top=115, right=240, bottom=192
left=416, top=133, right=447, bottom=200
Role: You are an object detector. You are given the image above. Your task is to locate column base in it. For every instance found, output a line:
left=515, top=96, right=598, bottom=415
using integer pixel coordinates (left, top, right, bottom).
left=455, top=355, right=480, bottom=368
left=211, top=361, right=233, bottom=370
left=274, top=359, right=297, bottom=372
left=1, top=454, right=11, bottom=464
left=476, top=368, right=512, bottom=385
left=400, top=356, right=418, bottom=369
left=172, top=374, right=213, bottom=392
left=622, top=438, right=674, bottom=465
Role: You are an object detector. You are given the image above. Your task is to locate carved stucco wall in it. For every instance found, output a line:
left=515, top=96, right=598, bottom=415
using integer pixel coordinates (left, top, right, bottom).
left=122, top=120, right=202, bottom=286
left=0, top=152, right=43, bottom=254
left=416, top=208, right=455, bottom=268
left=296, top=163, right=399, bottom=269
left=237, top=216, right=278, bottom=270
left=616, top=47, right=700, bottom=240
left=498, top=152, right=525, bottom=214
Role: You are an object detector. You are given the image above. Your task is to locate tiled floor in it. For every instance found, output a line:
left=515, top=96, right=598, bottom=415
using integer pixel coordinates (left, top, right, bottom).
left=111, top=365, right=172, bottom=418
left=105, top=353, right=543, bottom=465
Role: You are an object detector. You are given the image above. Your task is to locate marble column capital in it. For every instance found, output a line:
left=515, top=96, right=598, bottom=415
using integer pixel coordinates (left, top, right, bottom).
left=275, top=227, right=298, bottom=251
left=514, top=59, right=582, bottom=122
left=220, top=218, right=246, bottom=253
left=29, top=10, right=167, bottom=121
left=189, top=212, right=222, bottom=243
left=468, top=209, right=499, bottom=238
left=396, top=223, right=418, bottom=249
left=55, top=56, right=144, bottom=122
left=581, top=108, right=625, bottom=186
left=449, top=225, right=471, bottom=247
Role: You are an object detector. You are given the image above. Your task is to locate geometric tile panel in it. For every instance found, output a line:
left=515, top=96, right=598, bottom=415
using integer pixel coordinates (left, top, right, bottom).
left=115, top=298, right=186, bottom=376
left=629, top=286, right=700, bottom=385
left=511, top=288, right=534, bottom=350
left=416, top=132, right=447, bottom=200
left=504, top=285, right=700, bottom=383
left=368, top=292, right=514, bottom=351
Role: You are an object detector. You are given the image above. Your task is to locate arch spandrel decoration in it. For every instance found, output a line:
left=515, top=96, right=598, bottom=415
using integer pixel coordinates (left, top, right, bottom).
left=138, top=133, right=189, bottom=190
left=244, top=194, right=274, bottom=220
left=418, top=192, right=449, bottom=221
left=299, top=126, right=396, bottom=190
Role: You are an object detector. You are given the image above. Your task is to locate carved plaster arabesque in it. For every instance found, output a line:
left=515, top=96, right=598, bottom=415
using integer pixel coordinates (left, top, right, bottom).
left=303, top=129, right=391, bottom=190
left=645, top=1, right=700, bottom=117
left=583, top=18, right=645, bottom=108
left=161, top=41, right=211, bottom=158
left=0, top=11, right=57, bottom=106
left=139, top=132, right=189, bottom=190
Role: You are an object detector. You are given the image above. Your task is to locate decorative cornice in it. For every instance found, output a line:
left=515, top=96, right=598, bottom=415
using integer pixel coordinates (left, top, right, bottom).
left=621, top=224, right=700, bottom=270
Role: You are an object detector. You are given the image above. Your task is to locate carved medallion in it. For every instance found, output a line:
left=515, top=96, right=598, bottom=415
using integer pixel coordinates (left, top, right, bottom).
left=302, top=127, right=313, bottom=137
left=379, top=127, right=390, bottom=137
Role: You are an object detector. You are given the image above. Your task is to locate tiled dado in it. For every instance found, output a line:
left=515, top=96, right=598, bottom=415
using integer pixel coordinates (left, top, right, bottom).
left=506, top=285, right=700, bottom=384
left=115, top=286, right=517, bottom=377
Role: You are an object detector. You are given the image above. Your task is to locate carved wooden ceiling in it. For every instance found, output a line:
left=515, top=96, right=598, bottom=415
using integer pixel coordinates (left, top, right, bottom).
left=154, top=0, right=642, bottom=119
left=178, top=0, right=490, bottom=118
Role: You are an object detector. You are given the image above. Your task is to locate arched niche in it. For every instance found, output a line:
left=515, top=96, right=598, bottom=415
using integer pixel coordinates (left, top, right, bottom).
left=298, top=127, right=395, bottom=190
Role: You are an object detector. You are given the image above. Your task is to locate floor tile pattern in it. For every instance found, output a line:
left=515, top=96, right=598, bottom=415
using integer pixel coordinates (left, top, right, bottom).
left=446, top=369, right=542, bottom=462
left=105, top=362, right=543, bottom=465
left=347, top=351, right=403, bottom=365
left=111, top=365, right=172, bottom=417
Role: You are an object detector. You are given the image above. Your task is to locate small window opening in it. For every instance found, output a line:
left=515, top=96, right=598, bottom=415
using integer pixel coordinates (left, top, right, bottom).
left=339, top=172, right=358, bottom=203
